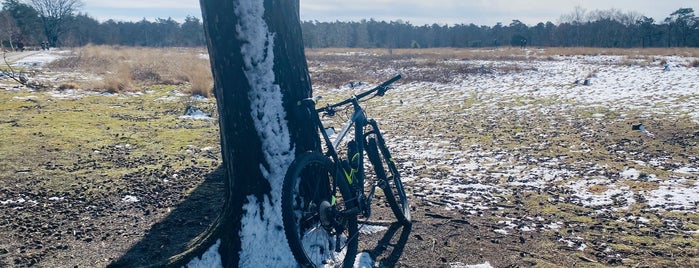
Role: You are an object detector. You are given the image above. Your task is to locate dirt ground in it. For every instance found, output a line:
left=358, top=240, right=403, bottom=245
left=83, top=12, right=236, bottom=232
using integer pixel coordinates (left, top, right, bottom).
left=2, top=102, right=696, bottom=268
left=2, top=48, right=699, bottom=267
left=0, top=161, right=614, bottom=268
left=4, top=163, right=694, bottom=268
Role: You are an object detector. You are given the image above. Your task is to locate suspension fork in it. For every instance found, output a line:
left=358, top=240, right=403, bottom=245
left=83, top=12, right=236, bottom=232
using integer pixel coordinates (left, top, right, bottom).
left=367, top=119, right=397, bottom=175
left=365, top=119, right=396, bottom=196
left=363, top=119, right=387, bottom=216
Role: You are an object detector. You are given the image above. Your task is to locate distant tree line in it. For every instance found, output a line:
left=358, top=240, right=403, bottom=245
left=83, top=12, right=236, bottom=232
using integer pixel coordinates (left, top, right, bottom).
left=1, top=1, right=698, bottom=50
left=302, top=7, right=699, bottom=48
left=1, top=0, right=205, bottom=49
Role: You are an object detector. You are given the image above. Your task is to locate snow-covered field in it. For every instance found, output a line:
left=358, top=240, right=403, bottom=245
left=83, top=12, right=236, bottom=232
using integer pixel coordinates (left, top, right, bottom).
left=378, top=54, right=699, bottom=215
left=2, top=48, right=698, bottom=267
left=308, top=51, right=699, bottom=218
left=314, top=50, right=698, bottom=265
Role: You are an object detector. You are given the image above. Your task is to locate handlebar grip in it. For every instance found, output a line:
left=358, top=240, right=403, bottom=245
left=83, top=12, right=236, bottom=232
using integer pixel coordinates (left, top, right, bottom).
left=376, top=74, right=402, bottom=96
left=320, top=74, right=402, bottom=110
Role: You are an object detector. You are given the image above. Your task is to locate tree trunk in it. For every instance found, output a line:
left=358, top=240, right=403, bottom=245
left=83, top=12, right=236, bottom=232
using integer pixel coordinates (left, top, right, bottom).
left=165, top=0, right=318, bottom=267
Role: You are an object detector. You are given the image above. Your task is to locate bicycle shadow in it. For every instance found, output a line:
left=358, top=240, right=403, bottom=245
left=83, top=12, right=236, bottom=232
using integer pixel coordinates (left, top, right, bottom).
left=108, top=166, right=226, bottom=267
left=368, top=222, right=412, bottom=266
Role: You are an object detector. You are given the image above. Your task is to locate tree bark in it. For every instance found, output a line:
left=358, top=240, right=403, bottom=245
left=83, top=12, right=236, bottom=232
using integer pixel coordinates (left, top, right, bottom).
left=164, top=0, right=318, bottom=266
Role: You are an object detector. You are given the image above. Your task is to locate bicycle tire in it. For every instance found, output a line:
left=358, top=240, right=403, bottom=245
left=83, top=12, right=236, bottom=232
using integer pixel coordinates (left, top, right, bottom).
left=281, top=152, right=359, bottom=268
left=366, top=137, right=411, bottom=225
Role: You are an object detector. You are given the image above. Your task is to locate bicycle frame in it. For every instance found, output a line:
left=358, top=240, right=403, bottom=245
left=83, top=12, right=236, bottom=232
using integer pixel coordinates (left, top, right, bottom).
left=331, top=99, right=363, bottom=150
left=298, top=74, right=401, bottom=212
left=284, top=75, right=409, bottom=267
left=301, top=97, right=367, bottom=197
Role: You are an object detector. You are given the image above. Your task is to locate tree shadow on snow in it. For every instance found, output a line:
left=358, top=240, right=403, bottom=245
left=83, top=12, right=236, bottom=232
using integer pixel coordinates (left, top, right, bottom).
left=108, top=166, right=226, bottom=268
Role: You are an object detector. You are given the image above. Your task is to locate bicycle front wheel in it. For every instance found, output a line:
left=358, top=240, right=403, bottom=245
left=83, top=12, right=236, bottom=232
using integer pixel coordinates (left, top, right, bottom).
left=366, top=137, right=411, bottom=225
left=281, top=152, right=358, bottom=268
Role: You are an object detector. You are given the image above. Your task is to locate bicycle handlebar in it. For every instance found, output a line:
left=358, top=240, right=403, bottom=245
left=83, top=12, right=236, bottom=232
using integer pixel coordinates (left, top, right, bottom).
left=316, top=74, right=402, bottom=113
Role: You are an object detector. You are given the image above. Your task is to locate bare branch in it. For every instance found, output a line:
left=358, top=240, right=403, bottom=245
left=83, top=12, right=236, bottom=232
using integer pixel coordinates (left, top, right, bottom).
left=2, top=51, right=29, bottom=85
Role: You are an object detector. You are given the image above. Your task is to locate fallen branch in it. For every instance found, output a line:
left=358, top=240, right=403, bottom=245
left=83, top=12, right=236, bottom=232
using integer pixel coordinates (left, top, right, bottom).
left=2, top=51, right=29, bottom=85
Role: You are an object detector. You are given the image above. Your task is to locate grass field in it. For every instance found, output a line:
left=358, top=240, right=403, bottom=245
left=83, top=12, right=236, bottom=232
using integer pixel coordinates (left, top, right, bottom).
left=1, top=47, right=698, bottom=267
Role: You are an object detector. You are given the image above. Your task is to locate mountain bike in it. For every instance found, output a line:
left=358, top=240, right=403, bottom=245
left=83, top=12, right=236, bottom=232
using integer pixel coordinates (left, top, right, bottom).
left=281, top=74, right=411, bottom=268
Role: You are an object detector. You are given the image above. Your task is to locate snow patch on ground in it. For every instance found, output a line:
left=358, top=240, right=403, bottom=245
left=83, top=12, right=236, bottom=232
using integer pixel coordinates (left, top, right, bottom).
left=674, top=166, right=699, bottom=175
left=449, top=261, right=494, bottom=268
left=647, top=178, right=699, bottom=211
left=1, top=197, right=38, bottom=206
left=354, top=252, right=374, bottom=268
left=184, top=239, right=222, bottom=268
left=12, top=50, right=66, bottom=67
left=359, top=224, right=389, bottom=234
left=390, top=54, right=699, bottom=217
left=4, top=46, right=698, bottom=266
left=180, top=107, right=213, bottom=120
left=566, top=177, right=636, bottom=210
left=121, top=195, right=140, bottom=203
left=620, top=168, right=640, bottom=179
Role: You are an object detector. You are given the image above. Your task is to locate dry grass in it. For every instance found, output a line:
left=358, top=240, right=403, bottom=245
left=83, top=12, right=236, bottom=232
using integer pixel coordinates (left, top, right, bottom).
left=587, top=184, right=608, bottom=194
left=39, top=46, right=699, bottom=93
left=101, top=63, right=134, bottom=93
left=305, top=47, right=699, bottom=87
left=307, top=47, right=535, bottom=62
left=57, top=82, right=79, bottom=90
left=186, top=59, right=214, bottom=98
left=307, top=47, right=699, bottom=60
left=539, top=47, right=699, bottom=58
left=47, top=45, right=213, bottom=95
left=306, top=49, right=537, bottom=86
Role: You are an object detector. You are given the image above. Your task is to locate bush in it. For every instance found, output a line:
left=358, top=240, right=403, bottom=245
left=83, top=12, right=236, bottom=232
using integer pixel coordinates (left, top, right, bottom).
left=188, top=65, right=214, bottom=98
left=130, top=64, right=162, bottom=83
left=57, top=82, right=79, bottom=90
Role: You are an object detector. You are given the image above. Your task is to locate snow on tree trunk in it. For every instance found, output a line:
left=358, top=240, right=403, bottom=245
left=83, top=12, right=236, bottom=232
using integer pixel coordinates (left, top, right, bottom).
left=185, top=0, right=318, bottom=267
left=233, top=0, right=297, bottom=266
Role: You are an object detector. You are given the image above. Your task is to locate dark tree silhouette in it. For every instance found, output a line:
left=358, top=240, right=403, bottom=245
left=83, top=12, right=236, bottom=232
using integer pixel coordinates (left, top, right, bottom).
left=0, top=9, right=18, bottom=49
left=30, top=0, right=83, bottom=47
left=7, top=2, right=699, bottom=49
left=664, top=8, right=697, bottom=47
left=2, top=0, right=43, bottom=46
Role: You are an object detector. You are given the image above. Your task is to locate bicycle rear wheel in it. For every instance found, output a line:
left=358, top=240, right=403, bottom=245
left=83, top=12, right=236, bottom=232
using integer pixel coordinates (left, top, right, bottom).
left=281, top=152, right=359, bottom=267
left=366, top=137, right=411, bottom=225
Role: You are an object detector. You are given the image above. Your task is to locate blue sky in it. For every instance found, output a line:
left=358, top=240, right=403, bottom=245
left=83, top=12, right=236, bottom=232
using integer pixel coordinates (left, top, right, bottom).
left=80, top=0, right=697, bottom=26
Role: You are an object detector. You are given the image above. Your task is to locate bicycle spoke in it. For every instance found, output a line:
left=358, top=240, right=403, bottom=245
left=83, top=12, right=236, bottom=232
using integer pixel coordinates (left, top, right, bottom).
left=282, top=153, right=358, bottom=267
